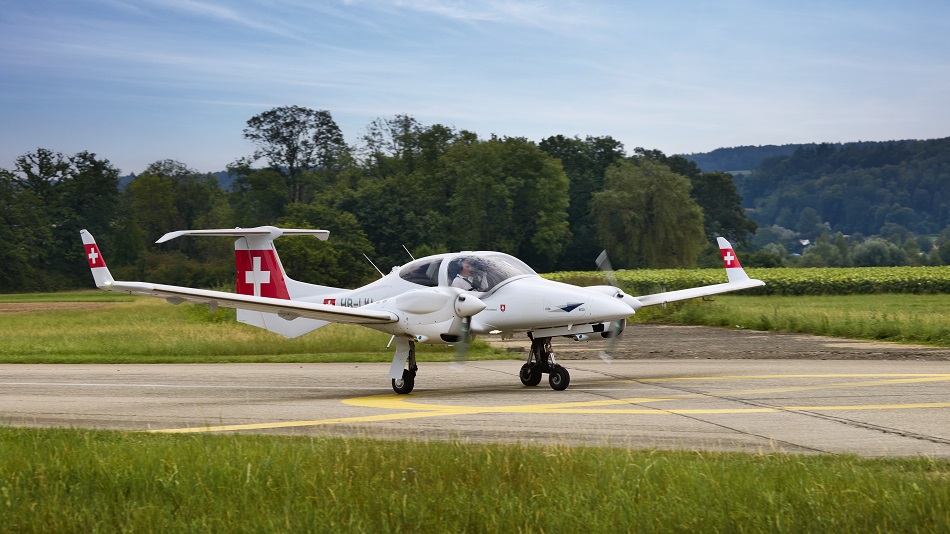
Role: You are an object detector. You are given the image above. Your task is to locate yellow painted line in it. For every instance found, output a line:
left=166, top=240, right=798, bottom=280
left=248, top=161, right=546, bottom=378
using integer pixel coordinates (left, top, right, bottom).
left=152, top=409, right=481, bottom=434
left=152, top=373, right=950, bottom=434
left=345, top=374, right=950, bottom=412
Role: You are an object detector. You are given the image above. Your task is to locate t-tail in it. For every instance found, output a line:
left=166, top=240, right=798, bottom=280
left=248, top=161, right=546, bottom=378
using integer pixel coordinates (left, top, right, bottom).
left=153, top=226, right=342, bottom=338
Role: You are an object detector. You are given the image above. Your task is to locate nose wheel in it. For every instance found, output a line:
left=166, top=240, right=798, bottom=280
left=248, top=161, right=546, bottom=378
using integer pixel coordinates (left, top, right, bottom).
left=521, top=337, right=570, bottom=391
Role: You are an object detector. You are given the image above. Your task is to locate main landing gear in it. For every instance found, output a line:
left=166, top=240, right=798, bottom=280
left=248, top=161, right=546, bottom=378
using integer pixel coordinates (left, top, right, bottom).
left=392, top=341, right=419, bottom=394
left=519, top=336, right=570, bottom=391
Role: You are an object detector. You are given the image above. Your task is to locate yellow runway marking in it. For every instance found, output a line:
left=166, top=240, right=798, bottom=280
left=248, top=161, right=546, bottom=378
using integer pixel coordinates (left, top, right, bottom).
left=153, top=373, right=950, bottom=434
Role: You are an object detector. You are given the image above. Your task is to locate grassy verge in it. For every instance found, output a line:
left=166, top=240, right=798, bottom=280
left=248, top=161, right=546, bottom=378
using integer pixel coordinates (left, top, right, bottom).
left=635, top=294, right=950, bottom=346
left=1, top=427, right=947, bottom=532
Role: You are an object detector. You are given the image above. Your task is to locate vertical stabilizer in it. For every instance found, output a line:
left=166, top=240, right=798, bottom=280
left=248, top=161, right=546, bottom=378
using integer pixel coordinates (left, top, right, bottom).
left=156, top=226, right=340, bottom=338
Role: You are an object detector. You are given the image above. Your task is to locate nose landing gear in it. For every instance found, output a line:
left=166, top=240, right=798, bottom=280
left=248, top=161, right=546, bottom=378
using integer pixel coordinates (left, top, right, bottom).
left=520, top=337, right=570, bottom=391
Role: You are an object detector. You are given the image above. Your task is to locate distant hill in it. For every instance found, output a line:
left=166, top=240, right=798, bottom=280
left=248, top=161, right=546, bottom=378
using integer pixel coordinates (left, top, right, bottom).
left=681, top=144, right=809, bottom=172
left=119, top=170, right=234, bottom=190
left=729, top=137, right=950, bottom=237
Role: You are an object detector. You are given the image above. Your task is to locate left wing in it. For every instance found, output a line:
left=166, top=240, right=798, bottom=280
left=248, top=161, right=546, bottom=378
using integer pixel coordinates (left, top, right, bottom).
left=81, top=229, right=396, bottom=326
left=632, top=237, right=764, bottom=308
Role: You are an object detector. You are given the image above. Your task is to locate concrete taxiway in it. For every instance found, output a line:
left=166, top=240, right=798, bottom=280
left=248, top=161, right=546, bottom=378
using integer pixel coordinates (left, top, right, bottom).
left=2, top=356, right=949, bottom=458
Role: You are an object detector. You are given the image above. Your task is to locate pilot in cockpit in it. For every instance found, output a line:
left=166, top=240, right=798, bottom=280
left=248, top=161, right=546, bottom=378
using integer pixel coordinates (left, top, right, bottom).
left=450, top=257, right=486, bottom=291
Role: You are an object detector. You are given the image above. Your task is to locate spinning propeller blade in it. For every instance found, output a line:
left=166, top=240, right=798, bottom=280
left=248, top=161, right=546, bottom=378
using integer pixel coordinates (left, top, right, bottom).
left=596, top=250, right=624, bottom=361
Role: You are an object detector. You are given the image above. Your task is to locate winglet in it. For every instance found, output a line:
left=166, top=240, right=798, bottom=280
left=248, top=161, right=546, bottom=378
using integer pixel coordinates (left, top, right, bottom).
left=717, top=237, right=750, bottom=284
left=80, top=229, right=115, bottom=288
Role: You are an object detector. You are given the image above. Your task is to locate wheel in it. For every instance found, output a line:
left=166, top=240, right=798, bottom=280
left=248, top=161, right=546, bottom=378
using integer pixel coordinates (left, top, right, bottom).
left=392, top=369, right=415, bottom=394
left=548, top=365, right=570, bottom=391
left=519, top=363, right=543, bottom=386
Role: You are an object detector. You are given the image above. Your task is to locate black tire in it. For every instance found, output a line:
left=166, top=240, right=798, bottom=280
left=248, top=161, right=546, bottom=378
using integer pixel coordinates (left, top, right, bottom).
left=392, top=369, right=415, bottom=394
left=519, top=363, right=543, bottom=386
left=548, top=365, right=570, bottom=391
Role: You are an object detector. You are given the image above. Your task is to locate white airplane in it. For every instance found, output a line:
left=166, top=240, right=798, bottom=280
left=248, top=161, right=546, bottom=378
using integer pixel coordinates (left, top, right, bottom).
left=80, top=227, right=764, bottom=394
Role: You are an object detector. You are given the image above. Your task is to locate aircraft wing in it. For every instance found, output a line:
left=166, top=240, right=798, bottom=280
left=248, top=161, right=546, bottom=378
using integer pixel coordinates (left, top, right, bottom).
left=630, top=237, right=765, bottom=308
left=105, top=281, right=397, bottom=325
left=633, top=278, right=765, bottom=308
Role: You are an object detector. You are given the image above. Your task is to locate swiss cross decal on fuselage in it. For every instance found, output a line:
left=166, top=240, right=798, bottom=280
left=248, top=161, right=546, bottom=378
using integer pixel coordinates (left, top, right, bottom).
left=235, top=250, right=290, bottom=299
left=85, top=244, right=105, bottom=268
left=720, top=248, right=739, bottom=268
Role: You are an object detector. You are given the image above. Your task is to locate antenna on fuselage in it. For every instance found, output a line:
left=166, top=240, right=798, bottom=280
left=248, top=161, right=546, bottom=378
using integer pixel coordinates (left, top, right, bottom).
left=363, top=253, right=384, bottom=278
left=402, top=244, right=416, bottom=261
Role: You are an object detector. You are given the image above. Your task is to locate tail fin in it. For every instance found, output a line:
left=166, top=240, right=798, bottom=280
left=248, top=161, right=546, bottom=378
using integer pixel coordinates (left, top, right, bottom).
left=80, top=229, right=115, bottom=288
left=157, top=226, right=338, bottom=338
left=717, top=237, right=751, bottom=283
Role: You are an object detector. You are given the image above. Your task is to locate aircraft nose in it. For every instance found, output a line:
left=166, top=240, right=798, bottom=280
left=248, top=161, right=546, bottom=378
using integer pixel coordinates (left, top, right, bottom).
left=455, top=293, right=487, bottom=317
left=586, top=290, right=636, bottom=320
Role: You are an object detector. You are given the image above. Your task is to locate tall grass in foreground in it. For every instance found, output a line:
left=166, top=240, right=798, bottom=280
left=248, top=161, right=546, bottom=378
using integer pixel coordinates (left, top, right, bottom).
left=1, top=427, right=948, bottom=533
left=636, top=294, right=950, bottom=346
left=0, top=295, right=500, bottom=363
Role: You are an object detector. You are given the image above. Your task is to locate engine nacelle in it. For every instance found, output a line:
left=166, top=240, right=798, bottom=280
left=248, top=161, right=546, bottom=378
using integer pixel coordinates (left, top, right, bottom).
left=368, top=287, right=486, bottom=345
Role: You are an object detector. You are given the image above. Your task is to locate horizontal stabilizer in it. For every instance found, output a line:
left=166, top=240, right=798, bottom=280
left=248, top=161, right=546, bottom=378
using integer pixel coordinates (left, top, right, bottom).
left=157, top=226, right=328, bottom=244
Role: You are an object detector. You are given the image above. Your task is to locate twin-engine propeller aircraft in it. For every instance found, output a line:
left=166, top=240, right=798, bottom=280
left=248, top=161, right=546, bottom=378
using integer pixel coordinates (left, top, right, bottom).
left=81, top=227, right=764, bottom=394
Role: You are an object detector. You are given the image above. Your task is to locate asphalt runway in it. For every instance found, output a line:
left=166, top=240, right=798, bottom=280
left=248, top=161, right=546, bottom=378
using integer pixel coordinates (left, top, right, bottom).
left=3, top=326, right=950, bottom=458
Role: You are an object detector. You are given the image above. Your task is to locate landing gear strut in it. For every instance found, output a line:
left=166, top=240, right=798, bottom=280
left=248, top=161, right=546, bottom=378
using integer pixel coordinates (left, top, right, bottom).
left=392, top=341, right=418, bottom=394
left=519, top=336, right=570, bottom=391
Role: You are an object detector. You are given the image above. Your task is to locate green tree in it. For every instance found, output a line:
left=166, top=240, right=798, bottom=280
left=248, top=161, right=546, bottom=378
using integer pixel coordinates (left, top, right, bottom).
left=852, top=237, right=908, bottom=267
left=121, top=160, right=233, bottom=286
left=591, top=159, right=705, bottom=268
left=228, top=163, right=291, bottom=227
left=275, top=203, right=376, bottom=288
left=331, top=173, right=449, bottom=271
left=539, top=135, right=625, bottom=270
left=441, top=137, right=571, bottom=270
left=243, top=106, right=349, bottom=203
left=688, top=171, right=757, bottom=244
left=0, top=149, right=120, bottom=289
left=632, top=149, right=756, bottom=245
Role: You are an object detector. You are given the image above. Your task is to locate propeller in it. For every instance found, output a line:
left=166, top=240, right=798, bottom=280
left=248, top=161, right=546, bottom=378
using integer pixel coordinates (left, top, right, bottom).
left=595, top=250, right=625, bottom=361
left=448, top=293, right=483, bottom=367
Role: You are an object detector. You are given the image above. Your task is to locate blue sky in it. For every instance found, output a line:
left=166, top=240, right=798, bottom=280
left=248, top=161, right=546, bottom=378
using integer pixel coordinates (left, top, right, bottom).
left=2, top=0, right=948, bottom=175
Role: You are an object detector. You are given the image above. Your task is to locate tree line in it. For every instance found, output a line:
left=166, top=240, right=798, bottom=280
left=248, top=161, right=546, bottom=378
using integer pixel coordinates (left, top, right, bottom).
left=1, top=106, right=760, bottom=292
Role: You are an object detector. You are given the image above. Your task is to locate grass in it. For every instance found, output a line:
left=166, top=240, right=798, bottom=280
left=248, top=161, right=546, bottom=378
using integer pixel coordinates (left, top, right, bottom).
left=4, top=292, right=950, bottom=363
left=0, top=294, right=503, bottom=363
left=636, top=294, right=950, bottom=346
left=1, top=427, right=948, bottom=533
left=0, top=290, right=137, bottom=302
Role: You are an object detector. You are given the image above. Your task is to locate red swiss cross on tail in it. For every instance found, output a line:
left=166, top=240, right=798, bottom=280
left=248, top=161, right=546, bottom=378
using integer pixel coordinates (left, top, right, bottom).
left=235, top=249, right=291, bottom=299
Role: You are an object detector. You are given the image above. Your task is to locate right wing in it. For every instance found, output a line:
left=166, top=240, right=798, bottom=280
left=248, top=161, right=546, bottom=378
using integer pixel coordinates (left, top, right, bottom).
left=105, top=281, right=397, bottom=325
left=81, top=229, right=395, bottom=326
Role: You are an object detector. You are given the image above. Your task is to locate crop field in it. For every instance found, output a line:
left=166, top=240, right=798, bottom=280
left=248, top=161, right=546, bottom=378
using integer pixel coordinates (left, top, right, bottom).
left=549, top=265, right=950, bottom=295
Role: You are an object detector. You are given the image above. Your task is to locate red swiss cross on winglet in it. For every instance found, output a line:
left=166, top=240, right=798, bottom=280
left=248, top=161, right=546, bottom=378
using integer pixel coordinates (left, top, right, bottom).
left=85, top=243, right=106, bottom=268
left=720, top=247, right=739, bottom=268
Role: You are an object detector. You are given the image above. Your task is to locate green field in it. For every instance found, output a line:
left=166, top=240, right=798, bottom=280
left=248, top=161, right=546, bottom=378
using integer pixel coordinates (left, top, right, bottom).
left=0, top=291, right=501, bottom=363
left=635, top=294, right=950, bottom=346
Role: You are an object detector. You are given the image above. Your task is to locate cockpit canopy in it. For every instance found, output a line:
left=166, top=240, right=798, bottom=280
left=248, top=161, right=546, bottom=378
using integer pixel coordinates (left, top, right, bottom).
left=398, top=252, right=537, bottom=292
